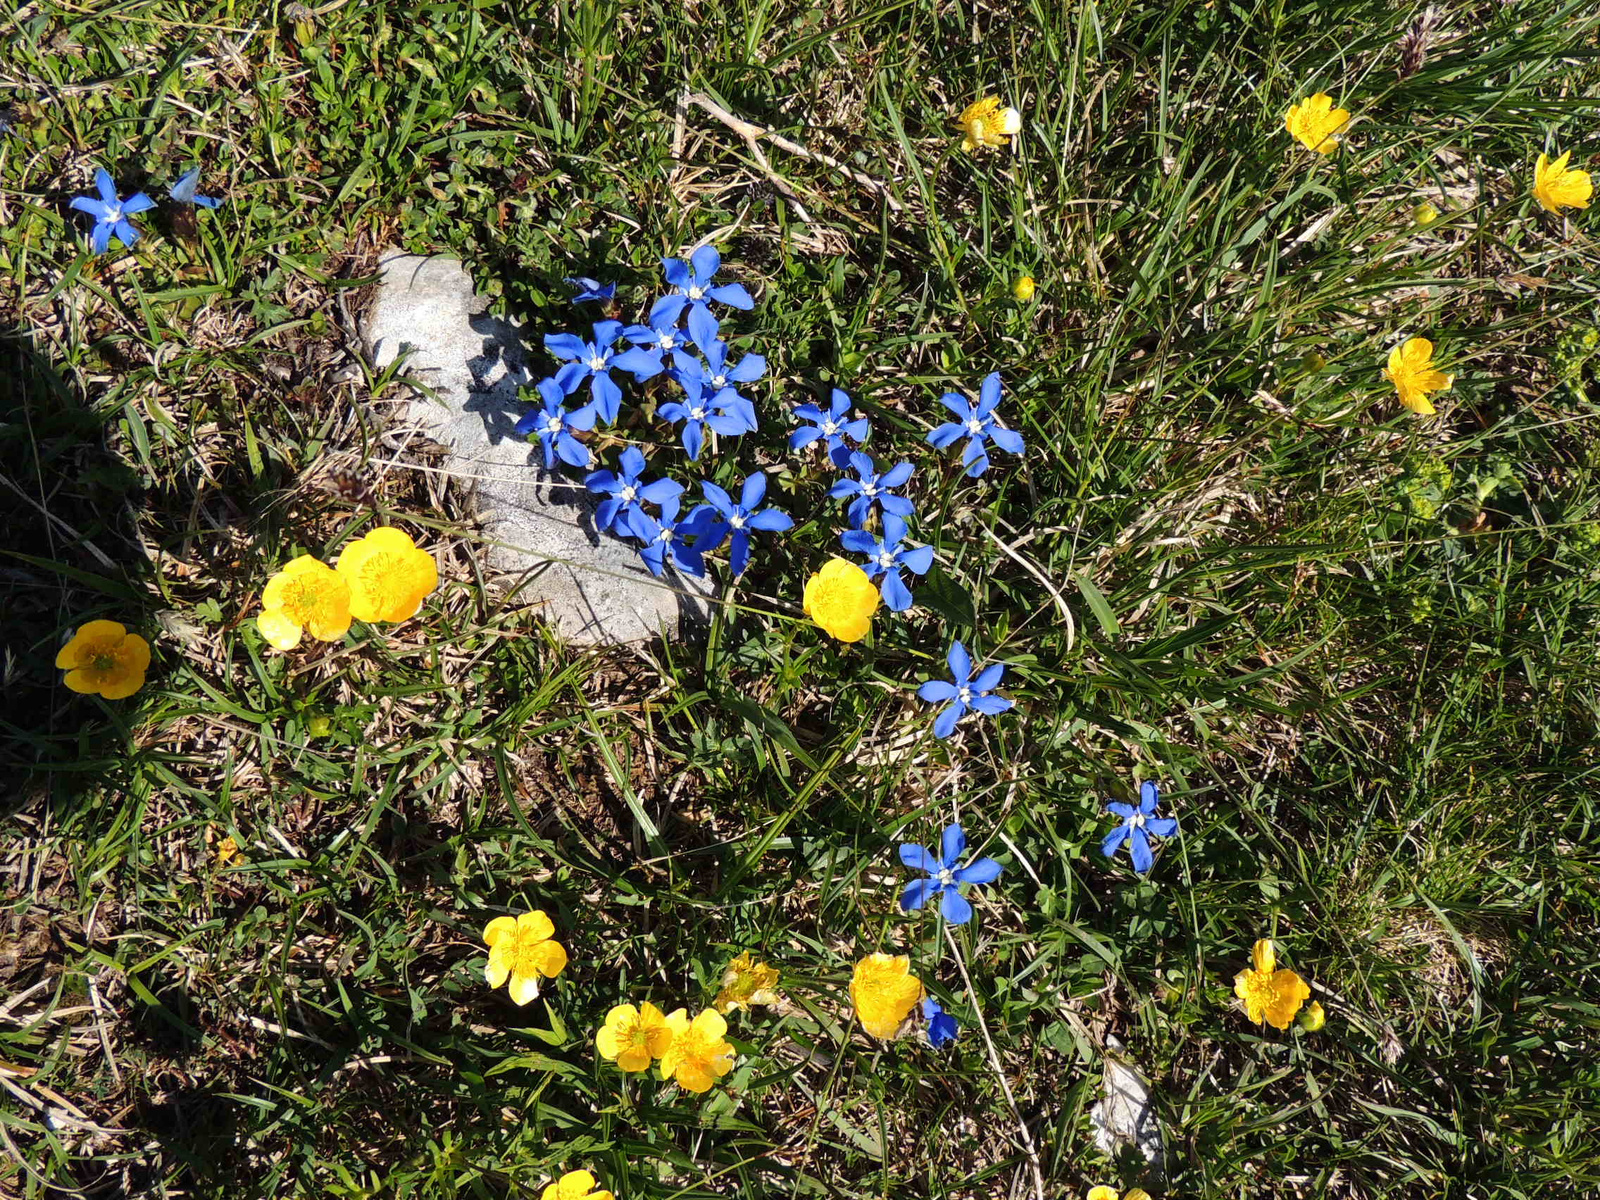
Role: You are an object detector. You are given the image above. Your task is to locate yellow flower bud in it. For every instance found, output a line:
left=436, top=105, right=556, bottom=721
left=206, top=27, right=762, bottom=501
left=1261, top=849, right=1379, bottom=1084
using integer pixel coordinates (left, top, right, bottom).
left=1298, top=1000, right=1327, bottom=1032
left=1412, top=200, right=1439, bottom=227
left=1013, top=275, right=1036, bottom=302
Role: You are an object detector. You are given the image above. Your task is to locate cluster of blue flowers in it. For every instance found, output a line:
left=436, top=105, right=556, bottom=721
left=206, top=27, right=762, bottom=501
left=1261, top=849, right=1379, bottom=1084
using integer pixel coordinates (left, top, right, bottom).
left=70, top=166, right=221, bottom=254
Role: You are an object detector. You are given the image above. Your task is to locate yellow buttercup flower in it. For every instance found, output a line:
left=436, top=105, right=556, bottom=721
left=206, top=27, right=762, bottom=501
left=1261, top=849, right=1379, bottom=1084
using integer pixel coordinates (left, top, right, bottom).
left=850, top=953, right=923, bottom=1040
left=1233, top=938, right=1312, bottom=1030
left=595, top=1002, right=674, bottom=1072
left=1299, top=1000, right=1327, bottom=1032
left=1013, top=275, right=1036, bottom=302
left=803, top=557, right=880, bottom=643
left=657, top=1008, right=736, bottom=1093
left=1533, top=150, right=1592, bottom=214
left=541, top=1170, right=612, bottom=1200
left=334, top=527, right=438, bottom=623
left=1412, top=200, right=1440, bottom=228
left=55, top=620, right=150, bottom=699
left=257, top=555, right=352, bottom=650
left=1284, top=93, right=1351, bottom=154
left=1087, top=1189, right=1151, bottom=1200
left=1382, top=336, right=1453, bottom=415
left=714, top=951, right=780, bottom=1014
left=956, top=96, right=1022, bottom=152
left=483, top=910, right=568, bottom=1005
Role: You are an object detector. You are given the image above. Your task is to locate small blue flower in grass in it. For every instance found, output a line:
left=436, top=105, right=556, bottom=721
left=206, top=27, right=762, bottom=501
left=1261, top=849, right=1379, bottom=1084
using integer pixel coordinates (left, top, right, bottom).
left=790, top=389, right=869, bottom=466
left=168, top=168, right=223, bottom=209
left=546, top=319, right=662, bottom=425
left=917, top=642, right=1013, bottom=739
left=513, top=377, right=596, bottom=470
left=927, top=372, right=1024, bottom=477
left=829, top=451, right=915, bottom=529
left=622, top=311, right=688, bottom=364
left=840, top=514, right=934, bottom=612
left=624, top=495, right=710, bottom=578
left=922, top=997, right=960, bottom=1048
left=696, top=473, right=793, bottom=578
left=898, top=822, right=1003, bottom=926
left=585, top=446, right=682, bottom=536
left=659, top=377, right=748, bottom=461
left=672, top=306, right=766, bottom=421
left=650, top=246, right=754, bottom=326
left=1101, top=781, right=1178, bottom=874
left=71, top=169, right=157, bottom=254
left=565, top=276, right=615, bottom=303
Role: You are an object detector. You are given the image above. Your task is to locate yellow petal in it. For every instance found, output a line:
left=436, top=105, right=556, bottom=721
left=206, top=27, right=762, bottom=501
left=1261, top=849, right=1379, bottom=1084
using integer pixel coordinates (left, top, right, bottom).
left=485, top=957, right=509, bottom=988
left=516, top=910, right=556, bottom=941
left=1087, top=1188, right=1121, bottom=1200
left=528, top=938, right=568, bottom=978
left=1251, top=938, right=1276, bottom=975
left=98, top=665, right=146, bottom=700
left=506, top=971, right=542, bottom=1005
left=558, top=1170, right=596, bottom=1200
left=255, top=609, right=304, bottom=651
left=482, top=915, right=518, bottom=946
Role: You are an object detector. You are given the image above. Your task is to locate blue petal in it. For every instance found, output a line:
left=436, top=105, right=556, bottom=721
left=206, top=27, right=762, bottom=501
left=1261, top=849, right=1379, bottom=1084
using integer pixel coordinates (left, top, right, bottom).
left=846, top=496, right=872, bottom=528
left=917, top=680, right=958, bottom=703
left=1106, top=802, right=1136, bottom=819
left=1129, top=828, right=1154, bottom=873
left=989, top=426, right=1025, bottom=455
left=1101, top=825, right=1131, bottom=858
left=879, top=495, right=916, bottom=518
left=829, top=389, right=853, bottom=417
left=789, top=426, right=821, bottom=451
left=841, top=418, right=870, bottom=443
left=972, top=663, right=1005, bottom=692
left=590, top=373, right=622, bottom=424
left=687, top=302, right=720, bottom=351
left=882, top=570, right=913, bottom=612
left=740, top=471, right=767, bottom=510
left=938, top=391, right=973, bottom=417
left=90, top=222, right=111, bottom=254
left=618, top=446, right=646, bottom=477
left=121, top=193, right=156, bottom=215
left=70, top=197, right=110, bottom=218
left=705, top=412, right=748, bottom=437
left=969, top=694, right=1013, bottom=716
left=707, top=282, right=754, bottom=309
left=901, top=878, right=936, bottom=913
left=566, top=403, right=598, bottom=431
left=727, top=530, right=751, bottom=577
left=940, top=823, right=967, bottom=868
left=592, top=319, right=623, bottom=346
left=1140, top=781, right=1161, bottom=814
left=880, top=461, right=914, bottom=488
left=544, top=332, right=587, bottom=359
left=112, top=220, right=140, bottom=247
left=962, top=439, right=990, bottom=477
left=682, top=420, right=704, bottom=461
left=932, top=702, right=964, bottom=739
left=840, top=530, right=877, bottom=554
left=690, top=244, right=722, bottom=283
left=899, top=544, right=935, bottom=575
left=899, top=842, right=938, bottom=872
left=171, top=167, right=201, bottom=202
left=727, top=353, right=766, bottom=382
left=978, top=372, right=1003, bottom=414
left=639, top=477, right=683, bottom=504
left=595, top=496, right=624, bottom=532
left=946, top=641, right=972, bottom=684
left=1146, top=817, right=1178, bottom=839
left=611, top=348, right=663, bottom=379
left=748, top=508, right=792, bottom=532
left=649, top=293, right=687, bottom=326
left=829, top=478, right=862, bottom=499
left=954, top=856, right=1002, bottom=885
left=555, top=432, right=591, bottom=469
left=95, top=169, right=117, bottom=204
left=662, top=257, right=692, bottom=289
left=939, top=887, right=973, bottom=925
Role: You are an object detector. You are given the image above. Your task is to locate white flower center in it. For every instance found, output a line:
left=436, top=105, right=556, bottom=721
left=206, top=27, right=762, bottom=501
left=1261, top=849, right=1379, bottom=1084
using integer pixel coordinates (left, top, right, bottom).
left=876, top=550, right=894, bottom=569
left=104, top=204, right=123, bottom=223
left=587, top=354, right=607, bottom=371
left=543, top=417, right=562, bottom=434
left=687, top=286, right=705, bottom=299
left=936, top=868, right=956, bottom=887
left=958, top=686, right=972, bottom=704
left=1129, top=813, right=1146, bottom=830
left=966, top=418, right=984, bottom=436
left=619, top=485, right=636, bottom=502
left=862, top=482, right=877, bottom=496
left=730, top=514, right=746, bottom=530
left=712, top=374, right=727, bottom=388
left=656, top=528, right=672, bottom=544
left=657, top=332, right=675, bottom=350
left=690, top=405, right=706, bottom=420
left=821, top=419, right=839, bottom=435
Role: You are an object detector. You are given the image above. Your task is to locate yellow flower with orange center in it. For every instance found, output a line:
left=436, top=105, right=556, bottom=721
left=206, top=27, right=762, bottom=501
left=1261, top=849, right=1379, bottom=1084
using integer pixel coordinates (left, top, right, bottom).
left=803, top=557, right=879, bottom=643
left=334, top=527, right=438, bottom=623
left=257, top=555, right=352, bottom=650
left=1533, top=150, right=1592, bottom=214
left=482, top=910, right=568, bottom=1005
left=1233, top=938, right=1312, bottom=1029
left=541, top=1170, right=612, bottom=1200
left=1382, top=336, right=1453, bottom=415
left=1284, top=93, right=1351, bottom=154
left=55, top=620, right=150, bottom=699
left=714, top=951, right=780, bottom=1014
left=850, top=953, right=923, bottom=1039
left=956, top=96, right=1022, bottom=152
left=657, top=1008, right=736, bottom=1093
left=595, top=1002, right=675, bottom=1072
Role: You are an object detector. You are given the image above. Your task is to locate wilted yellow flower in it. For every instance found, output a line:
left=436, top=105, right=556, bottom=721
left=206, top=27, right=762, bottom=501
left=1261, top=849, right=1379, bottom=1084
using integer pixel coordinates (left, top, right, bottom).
left=1013, top=275, right=1036, bottom=302
left=541, top=1170, right=612, bottom=1200
left=803, top=557, right=880, bottom=643
left=483, top=910, right=568, bottom=1005
left=257, top=555, right=352, bottom=650
left=1284, top=93, right=1351, bottom=154
left=715, top=952, right=780, bottom=1014
left=1234, top=938, right=1312, bottom=1029
left=1299, top=1000, right=1327, bottom=1032
left=595, top=1002, right=674, bottom=1072
left=850, top=953, right=923, bottom=1039
left=1382, top=336, right=1453, bottom=415
left=1412, top=200, right=1440, bottom=228
left=55, top=620, right=150, bottom=699
left=1533, top=150, right=1592, bottom=214
left=956, top=96, right=1022, bottom=152
left=334, top=527, right=438, bottom=623
left=658, top=1008, right=735, bottom=1093
left=215, top=835, right=241, bottom=867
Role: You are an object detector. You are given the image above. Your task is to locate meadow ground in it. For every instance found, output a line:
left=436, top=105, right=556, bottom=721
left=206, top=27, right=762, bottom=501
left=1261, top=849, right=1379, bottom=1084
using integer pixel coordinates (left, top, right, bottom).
left=5, top=1, right=1600, bottom=1197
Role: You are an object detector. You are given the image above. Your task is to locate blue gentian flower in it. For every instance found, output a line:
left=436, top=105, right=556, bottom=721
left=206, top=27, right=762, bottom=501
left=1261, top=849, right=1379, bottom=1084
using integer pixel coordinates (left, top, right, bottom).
left=512, top=377, right=596, bottom=470
left=623, top=495, right=710, bottom=578
left=898, top=822, right=1003, bottom=926
left=621, top=312, right=688, bottom=366
left=70, top=169, right=156, bottom=254
left=168, top=167, right=223, bottom=209
left=658, top=377, right=748, bottom=461
left=565, top=276, right=615, bottom=303
left=790, top=388, right=869, bottom=466
left=840, top=514, right=934, bottom=612
left=829, top=451, right=915, bottom=529
left=917, top=642, right=1013, bottom=739
left=927, top=372, right=1025, bottom=477
left=671, top=305, right=766, bottom=426
left=1101, top=781, right=1179, bottom=874
left=546, top=320, right=663, bottom=425
left=923, top=997, right=960, bottom=1048
left=649, top=246, right=754, bottom=326
left=584, top=446, right=683, bottom=536
left=696, top=473, right=793, bottom=577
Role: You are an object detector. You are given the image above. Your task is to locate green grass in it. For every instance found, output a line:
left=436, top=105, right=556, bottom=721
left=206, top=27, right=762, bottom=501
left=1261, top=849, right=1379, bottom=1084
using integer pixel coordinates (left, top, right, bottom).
left=6, top=0, right=1600, bottom=1197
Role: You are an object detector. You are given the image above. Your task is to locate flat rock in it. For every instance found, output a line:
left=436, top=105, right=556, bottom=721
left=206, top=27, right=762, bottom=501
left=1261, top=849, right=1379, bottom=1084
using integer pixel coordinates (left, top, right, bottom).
left=363, top=250, right=709, bottom=644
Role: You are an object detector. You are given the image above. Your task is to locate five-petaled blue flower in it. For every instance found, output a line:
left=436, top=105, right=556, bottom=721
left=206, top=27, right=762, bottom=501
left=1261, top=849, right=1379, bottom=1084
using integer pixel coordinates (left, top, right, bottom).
left=624, top=495, right=710, bottom=578
left=840, top=513, right=934, bottom=612
left=790, top=388, right=869, bottom=467
left=829, top=451, right=915, bottom=529
left=168, top=167, right=222, bottom=209
left=672, top=306, right=765, bottom=430
left=585, top=446, right=682, bottom=536
left=565, top=276, right=615, bottom=303
left=71, top=169, right=156, bottom=255
left=658, top=376, right=749, bottom=461
left=922, top=997, right=960, bottom=1048
left=696, top=473, right=793, bottom=578
left=513, top=377, right=595, bottom=470
left=917, top=642, right=1013, bottom=739
left=621, top=311, right=688, bottom=365
left=546, top=320, right=662, bottom=425
left=649, top=246, right=755, bottom=327
left=927, top=372, right=1025, bottom=477
left=898, top=822, right=1003, bottom=926
left=1101, top=781, right=1179, bottom=874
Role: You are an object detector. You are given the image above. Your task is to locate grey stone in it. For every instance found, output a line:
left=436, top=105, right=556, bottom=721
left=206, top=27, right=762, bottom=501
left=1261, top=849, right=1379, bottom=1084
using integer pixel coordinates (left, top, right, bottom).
left=363, top=250, right=708, bottom=644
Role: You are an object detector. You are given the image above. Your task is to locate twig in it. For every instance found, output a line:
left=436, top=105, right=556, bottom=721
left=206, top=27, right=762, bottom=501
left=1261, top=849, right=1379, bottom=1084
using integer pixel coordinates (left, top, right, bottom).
left=944, top=925, right=1046, bottom=1200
